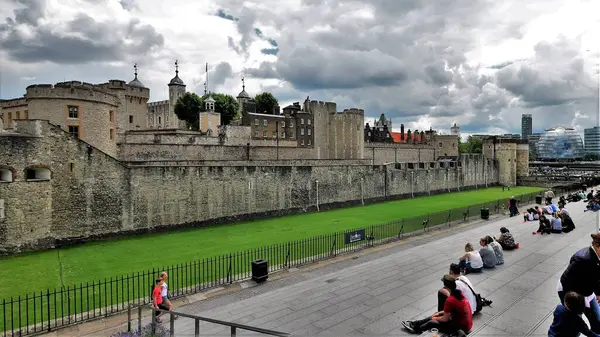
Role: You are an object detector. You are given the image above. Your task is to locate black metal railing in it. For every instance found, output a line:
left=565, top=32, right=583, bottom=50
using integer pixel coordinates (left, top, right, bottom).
left=0, top=182, right=591, bottom=336
left=127, top=305, right=290, bottom=337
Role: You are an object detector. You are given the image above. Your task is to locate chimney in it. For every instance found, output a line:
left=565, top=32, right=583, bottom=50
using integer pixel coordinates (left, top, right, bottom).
left=400, top=124, right=405, bottom=140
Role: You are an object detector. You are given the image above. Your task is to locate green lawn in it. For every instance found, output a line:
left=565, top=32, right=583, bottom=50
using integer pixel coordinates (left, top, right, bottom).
left=0, top=186, right=542, bottom=301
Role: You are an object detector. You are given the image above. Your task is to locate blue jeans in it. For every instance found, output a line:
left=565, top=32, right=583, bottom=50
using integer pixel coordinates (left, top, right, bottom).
left=559, top=291, right=600, bottom=334
left=458, top=260, right=482, bottom=274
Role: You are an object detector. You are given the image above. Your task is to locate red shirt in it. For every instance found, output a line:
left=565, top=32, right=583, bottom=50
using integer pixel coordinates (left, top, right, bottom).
left=152, top=285, right=163, bottom=306
left=444, top=295, right=473, bottom=332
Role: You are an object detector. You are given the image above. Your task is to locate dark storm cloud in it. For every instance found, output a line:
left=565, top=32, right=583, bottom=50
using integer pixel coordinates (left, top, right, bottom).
left=495, top=37, right=593, bottom=108
left=245, top=62, right=279, bottom=79
left=0, top=1, right=163, bottom=64
left=276, top=47, right=408, bottom=90
left=210, top=62, right=234, bottom=87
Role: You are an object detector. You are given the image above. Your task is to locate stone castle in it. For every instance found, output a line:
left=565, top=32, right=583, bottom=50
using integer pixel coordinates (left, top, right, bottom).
left=0, top=63, right=529, bottom=254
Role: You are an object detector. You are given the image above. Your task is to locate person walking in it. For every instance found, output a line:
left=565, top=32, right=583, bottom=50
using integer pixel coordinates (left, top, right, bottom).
left=159, top=272, right=178, bottom=319
left=557, top=233, right=600, bottom=334
left=152, top=279, right=169, bottom=323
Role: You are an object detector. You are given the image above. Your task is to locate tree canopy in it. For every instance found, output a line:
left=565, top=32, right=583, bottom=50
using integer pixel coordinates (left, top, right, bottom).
left=458, top=136, right=483, bottom=154
left=255, top=92, right=279, bottom=115
left=207, top=93, right=239, bottom=126
left=174, top=92, right=240, bottom=129
left=174, top=92, right=203, bottom=129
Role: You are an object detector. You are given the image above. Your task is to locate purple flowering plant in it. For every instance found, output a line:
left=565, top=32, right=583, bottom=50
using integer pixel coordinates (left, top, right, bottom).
left=110, top=323, right=170, bottom=337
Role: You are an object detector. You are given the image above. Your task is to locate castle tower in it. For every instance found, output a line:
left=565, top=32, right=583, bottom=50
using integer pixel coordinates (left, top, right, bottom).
left=516, top=142, right=530, bottom=177
left=451, top=122, right=460, bottom=136
left=236, top=78, right=251, bottom=114
left=198, top=95, right=220, bottom=135
left=168, top=60, right=186, bottom=128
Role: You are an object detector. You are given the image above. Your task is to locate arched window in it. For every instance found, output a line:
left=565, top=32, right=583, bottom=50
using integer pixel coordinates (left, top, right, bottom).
left=0, top=166, right=15, bottom=182
left=24, top=165, right=52, bottom=181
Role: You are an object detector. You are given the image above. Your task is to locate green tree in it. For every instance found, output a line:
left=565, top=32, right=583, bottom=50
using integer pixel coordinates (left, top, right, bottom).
left=205, top=93, right=239, bottom=125
left=459, top=136, right=483, bottom=154
left=175, top=92, right=240, bottom=129
left=254, top=92, right=279, bottom=115
left=174, top=92, right=203, bottom=129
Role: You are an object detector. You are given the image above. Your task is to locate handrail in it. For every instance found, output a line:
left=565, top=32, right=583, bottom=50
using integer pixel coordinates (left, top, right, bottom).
left=128, top=304, right=290, bottom=337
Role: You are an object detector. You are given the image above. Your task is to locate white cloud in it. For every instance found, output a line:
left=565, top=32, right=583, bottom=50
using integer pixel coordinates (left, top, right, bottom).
left=0, top=0, right=598, bottom=137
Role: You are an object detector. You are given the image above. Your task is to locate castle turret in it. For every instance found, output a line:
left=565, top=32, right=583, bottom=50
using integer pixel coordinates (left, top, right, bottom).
left=236, top=78, right=251, bottom=114
left=168, top=60, right=186, bottom=128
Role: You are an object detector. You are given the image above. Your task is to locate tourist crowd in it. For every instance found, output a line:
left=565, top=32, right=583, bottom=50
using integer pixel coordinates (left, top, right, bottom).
left=401, top=227, right=515, bottom=335
left=402, top=187, right=600, bottom=336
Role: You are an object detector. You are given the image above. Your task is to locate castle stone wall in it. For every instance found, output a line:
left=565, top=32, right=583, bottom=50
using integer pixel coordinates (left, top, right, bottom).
left=0, top=120, right=500, bottom=254
left=516, top=143, right=530, bottom=177
left=365, top=143, right=436, bottom=164
left=0, top=120, right=129, bottom=253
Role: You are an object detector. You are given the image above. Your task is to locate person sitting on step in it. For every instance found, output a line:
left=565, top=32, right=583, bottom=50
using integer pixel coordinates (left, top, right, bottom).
left=535, top=214, right=552, bottom=235
left=486, top=236, right=504, bottom=265
left=495, top=227, right=519, bottom=250
left=479, top=237, right=497, bottom=269
left=458, top=243, right=484, bottom=274
left=402, top=275, right=472, bottom=335
left=559, top=205, right=576, bottom=233
left=437, top=263, right=492, bottom=315
left=523, top=208, right=538, bottom=222
left=551, top=212, right=563, bottom=234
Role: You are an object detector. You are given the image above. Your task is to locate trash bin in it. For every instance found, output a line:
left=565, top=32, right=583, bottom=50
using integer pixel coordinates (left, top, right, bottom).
left=251, top=259, right=269, bottom=283
left=535, top=195, right=542, bottom=204
left=480, top=208, right=489, bottom=220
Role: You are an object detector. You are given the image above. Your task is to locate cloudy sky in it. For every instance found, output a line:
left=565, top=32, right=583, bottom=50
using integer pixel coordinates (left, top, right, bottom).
left=0, top=0, right=599, bottom=136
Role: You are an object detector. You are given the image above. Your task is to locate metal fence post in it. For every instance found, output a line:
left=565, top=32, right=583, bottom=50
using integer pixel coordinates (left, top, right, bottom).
left=227, top=254, right=232, bottom=284
left=170, top=313, right=175, bottom=337
left=127, top=304, right=131, bottom=332
left=46, top=289, right=51, bottom=332
left=138, top=306, right=142, bottom=332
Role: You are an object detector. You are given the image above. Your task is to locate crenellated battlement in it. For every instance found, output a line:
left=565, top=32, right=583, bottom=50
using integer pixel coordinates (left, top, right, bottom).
left=0, top=97, right=27, bottom=108
left=26, top=82, right=120, bottom=107
left=340, top=108, right=365, bottom=116
left=309, top=100, right=337, bottom=114
left=98, top=80, right=150, bottom=98
left=148, top=100, right=169, bottom=108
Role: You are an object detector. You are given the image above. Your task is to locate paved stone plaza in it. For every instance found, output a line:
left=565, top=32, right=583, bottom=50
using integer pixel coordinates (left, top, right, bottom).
left=69, top=195, right=599, bottom=337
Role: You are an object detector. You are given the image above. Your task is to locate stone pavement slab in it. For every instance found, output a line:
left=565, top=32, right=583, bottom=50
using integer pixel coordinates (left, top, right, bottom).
left=74, top=193, right=598, bottom=336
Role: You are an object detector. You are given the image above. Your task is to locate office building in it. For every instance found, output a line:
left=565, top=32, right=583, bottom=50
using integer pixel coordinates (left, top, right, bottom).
left=521, top=114, right=532, bottom=140
left=584, top=126, right=600, bottom=155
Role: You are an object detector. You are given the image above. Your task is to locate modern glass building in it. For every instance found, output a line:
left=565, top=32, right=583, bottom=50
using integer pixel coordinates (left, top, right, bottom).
left=537, top=126, right=585, bottom=161
left=584, top=126, right=600, bottom=155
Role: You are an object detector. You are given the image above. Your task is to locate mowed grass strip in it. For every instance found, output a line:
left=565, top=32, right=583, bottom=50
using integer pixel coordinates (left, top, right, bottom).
left=0, top=186, right=542, bottom=300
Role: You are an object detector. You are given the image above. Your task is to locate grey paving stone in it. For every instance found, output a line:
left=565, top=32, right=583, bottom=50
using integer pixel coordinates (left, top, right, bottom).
left=158, top=191, right=599, bottom=337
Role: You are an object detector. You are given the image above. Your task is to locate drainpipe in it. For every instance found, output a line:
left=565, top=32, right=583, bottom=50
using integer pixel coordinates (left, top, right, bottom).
left=361, top=177, right=364, bottom=205
left=411, top=171, right=414, bottom=198
left=427, top=170, right=431, bottom=195
left=475, top=160, right=478, bottom=189
left=315, top=180, right=319, bottom=211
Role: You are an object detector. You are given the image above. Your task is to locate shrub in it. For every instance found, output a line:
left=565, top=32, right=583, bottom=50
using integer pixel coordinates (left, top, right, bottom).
left=111, top=323, right=170, bottom=337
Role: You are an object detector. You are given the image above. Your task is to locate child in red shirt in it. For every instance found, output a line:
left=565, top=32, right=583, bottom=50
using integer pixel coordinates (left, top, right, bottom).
left=152, top=279, right=168, bottom=323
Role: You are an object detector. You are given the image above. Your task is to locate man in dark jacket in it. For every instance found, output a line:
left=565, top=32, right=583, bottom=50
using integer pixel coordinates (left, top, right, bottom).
left=557, top=233, right=600, bottom=334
